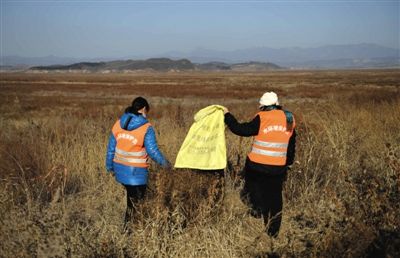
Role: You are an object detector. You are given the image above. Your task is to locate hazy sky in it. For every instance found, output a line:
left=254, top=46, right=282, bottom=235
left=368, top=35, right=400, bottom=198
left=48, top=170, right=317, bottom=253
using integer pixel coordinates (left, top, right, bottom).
left=1, top=0, right=399, bottom=58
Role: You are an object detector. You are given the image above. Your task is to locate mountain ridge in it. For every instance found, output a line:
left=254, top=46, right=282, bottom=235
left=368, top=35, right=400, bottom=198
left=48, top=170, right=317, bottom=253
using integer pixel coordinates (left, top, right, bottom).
left=30, top=58, right=283, bottom=72
left=2, top=43, right=399, bottom=69
left=164, top=43, right=399, bottom=67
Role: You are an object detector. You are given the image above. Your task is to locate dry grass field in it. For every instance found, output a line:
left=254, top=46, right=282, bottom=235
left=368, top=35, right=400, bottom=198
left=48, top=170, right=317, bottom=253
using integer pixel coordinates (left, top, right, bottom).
left=0, top=70, right=399, bottom=257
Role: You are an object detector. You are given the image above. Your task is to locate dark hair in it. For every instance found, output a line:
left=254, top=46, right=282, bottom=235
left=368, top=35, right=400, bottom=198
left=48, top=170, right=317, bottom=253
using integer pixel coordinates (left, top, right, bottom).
left=125, top=97, right=150, bottom=115
left=259, top=104, right=281, bottom=111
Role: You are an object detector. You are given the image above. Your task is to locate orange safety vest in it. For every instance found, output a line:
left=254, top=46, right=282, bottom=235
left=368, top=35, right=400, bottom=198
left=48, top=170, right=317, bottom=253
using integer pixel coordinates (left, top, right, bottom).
left=111, top=120, right=151, bottom=168
left=248, top=110, right=295, bottom=166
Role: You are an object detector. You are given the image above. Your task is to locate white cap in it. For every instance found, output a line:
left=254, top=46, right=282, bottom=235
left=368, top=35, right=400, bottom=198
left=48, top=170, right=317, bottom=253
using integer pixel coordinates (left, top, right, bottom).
left=259, top=91, right=279, bottom=106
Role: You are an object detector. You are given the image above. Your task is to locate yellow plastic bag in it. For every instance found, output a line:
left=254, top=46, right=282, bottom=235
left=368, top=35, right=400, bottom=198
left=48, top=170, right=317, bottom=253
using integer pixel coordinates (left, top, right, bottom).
left=174, top=105, right=226, bottom=170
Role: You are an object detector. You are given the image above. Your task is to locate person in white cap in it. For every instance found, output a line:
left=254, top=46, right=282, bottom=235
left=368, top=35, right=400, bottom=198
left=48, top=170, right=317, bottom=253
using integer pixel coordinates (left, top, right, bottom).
left=223, top=91, right=296, bottom=237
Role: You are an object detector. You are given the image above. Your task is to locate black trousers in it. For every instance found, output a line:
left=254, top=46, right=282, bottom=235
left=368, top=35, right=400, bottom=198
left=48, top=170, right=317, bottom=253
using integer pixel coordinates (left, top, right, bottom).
left=241, top=168, right=286, bottom=237
left=123, top=184, right=147, bottom=226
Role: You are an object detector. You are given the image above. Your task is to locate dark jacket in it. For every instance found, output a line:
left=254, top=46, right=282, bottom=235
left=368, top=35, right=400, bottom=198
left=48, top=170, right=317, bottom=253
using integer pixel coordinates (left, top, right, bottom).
left=224, top=110, right=296, bottom=176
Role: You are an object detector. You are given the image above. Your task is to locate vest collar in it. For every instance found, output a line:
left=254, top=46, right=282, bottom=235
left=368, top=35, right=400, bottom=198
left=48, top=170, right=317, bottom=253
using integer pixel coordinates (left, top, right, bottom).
left=259, top=105, right=293, bottom=126
left=120, top=113, right=148, bottom=131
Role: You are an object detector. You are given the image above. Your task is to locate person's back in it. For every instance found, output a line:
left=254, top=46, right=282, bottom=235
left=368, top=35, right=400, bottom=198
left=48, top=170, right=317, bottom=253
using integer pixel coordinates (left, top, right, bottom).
left=223, top=92, right=296, bottom=237
left=249, top=108, right=295, bottom=167
left=105, top=97, right=170, bottom=230
left=110, top=112, right=151, bottom=184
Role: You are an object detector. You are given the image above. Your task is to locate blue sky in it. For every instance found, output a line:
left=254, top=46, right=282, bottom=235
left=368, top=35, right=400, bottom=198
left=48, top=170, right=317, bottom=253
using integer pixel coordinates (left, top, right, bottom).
left=1, top=0, right=399, bottom=58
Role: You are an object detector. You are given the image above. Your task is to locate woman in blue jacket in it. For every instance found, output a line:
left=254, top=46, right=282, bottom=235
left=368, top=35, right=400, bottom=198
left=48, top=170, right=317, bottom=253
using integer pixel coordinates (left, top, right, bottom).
left=106, top=97, right=170, bottom=228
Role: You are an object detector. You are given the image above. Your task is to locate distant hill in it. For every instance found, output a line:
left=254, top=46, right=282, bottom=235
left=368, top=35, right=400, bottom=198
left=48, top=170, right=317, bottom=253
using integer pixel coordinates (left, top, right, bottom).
left=231, top=61, right=282, bottom=71
left=30, top=58, right=282, bottom=72
left=197, top=62, right=231, bottom=71
left=31, top=58, right=196, bottom=72
left=197, top=61, right=282, bottom=71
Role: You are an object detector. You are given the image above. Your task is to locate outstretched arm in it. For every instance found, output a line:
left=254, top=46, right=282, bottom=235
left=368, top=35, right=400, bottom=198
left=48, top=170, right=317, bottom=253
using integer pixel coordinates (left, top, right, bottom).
left=105, top=133, right=116, bottom=172
left=224, top=112, right=260, bottom=137
left=144, top=126, right=169, bottom=167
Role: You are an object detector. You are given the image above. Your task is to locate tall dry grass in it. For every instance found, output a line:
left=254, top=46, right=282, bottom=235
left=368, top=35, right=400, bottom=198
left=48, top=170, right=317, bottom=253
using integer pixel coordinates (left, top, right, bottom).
left=0, top=71, right=399, bottom=257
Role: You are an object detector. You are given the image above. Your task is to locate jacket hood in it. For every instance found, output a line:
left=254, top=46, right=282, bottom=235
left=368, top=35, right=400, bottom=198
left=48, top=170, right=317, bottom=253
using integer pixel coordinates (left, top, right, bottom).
left=119, top=113, right=148, bottom=131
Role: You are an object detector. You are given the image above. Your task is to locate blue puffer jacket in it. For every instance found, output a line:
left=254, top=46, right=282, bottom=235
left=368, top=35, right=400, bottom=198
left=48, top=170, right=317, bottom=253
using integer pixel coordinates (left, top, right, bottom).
left=106, top=113, right=168, bottom=186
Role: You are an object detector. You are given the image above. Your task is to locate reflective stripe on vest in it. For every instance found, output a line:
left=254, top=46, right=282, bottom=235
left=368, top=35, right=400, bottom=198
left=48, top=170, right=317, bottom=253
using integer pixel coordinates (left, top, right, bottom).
left=253, top=140, right=288, bottom=149
left=251, top=146, right=287, bottom=157
left=114, top=155, right=147, bottom=164
left=115, top=148, right=147, bottom=157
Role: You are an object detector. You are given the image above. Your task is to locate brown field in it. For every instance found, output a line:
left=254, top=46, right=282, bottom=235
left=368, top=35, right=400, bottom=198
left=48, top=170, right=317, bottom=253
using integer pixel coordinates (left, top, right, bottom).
left=0, top=70, right=399, bottom=257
